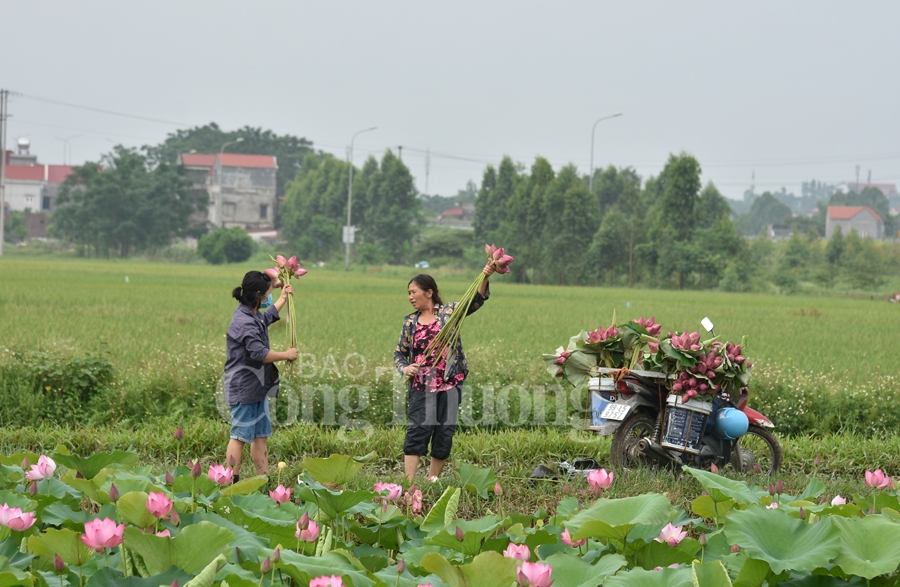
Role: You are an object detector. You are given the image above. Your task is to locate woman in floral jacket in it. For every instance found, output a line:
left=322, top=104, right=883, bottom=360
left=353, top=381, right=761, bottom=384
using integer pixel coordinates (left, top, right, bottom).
left=394, top=263, right=494, bottom=481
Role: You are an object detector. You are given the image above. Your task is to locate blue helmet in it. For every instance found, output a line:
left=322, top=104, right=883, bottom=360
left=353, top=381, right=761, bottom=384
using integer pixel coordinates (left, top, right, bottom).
left=714, top=407, right=749, bottom=440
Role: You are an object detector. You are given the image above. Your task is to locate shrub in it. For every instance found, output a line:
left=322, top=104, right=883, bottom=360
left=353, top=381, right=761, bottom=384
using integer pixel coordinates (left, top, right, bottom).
left=198, top=227, right=253, bottom=264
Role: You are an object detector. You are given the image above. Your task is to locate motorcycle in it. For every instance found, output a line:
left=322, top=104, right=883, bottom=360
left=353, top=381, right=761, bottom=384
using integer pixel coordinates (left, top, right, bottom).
left=587, top=318, right=782, bottom=475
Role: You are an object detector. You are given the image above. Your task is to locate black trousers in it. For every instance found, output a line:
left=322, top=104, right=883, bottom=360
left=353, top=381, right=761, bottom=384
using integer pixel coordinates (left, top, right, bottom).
left=403, top=385, right=462, bottom=460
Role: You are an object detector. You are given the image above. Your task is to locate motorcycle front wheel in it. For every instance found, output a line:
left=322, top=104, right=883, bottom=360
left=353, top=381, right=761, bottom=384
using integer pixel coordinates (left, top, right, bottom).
left=731, top=425, right=782, bottom=475
left=610, top=412, right=658, bottom=469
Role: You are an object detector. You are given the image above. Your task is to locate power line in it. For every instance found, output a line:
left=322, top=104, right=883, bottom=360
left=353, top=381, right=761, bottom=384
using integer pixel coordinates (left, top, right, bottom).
left=16, top=92, right=193, bottom=126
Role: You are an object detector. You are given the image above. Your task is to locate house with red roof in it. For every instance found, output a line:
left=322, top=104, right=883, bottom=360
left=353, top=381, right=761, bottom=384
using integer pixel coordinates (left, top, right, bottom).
left=3, top=140, right=74, bottom=214
left=825, top=205, right=884, bottom=239
left=177, top=152, right=278, bottom=230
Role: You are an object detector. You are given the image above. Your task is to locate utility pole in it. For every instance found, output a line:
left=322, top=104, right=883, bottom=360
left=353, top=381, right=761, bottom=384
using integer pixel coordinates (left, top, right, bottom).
left=397, top=145, right=402, bottom=161
left=0, top=89, right=9, bottom=256
left=856, top=164, right=860, bottom=192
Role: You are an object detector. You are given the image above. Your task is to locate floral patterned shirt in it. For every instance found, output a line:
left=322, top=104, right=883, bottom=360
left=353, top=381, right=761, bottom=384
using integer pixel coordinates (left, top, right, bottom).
left=411, top=320, right=466, bottom=393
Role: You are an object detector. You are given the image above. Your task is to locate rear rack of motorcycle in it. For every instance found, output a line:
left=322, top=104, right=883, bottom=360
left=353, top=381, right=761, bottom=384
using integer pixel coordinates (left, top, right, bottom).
left=588, top=368, right=670, bottom=392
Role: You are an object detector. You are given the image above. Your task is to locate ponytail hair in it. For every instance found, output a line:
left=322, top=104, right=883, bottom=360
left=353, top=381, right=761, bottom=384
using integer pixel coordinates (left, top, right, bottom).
left=409, top=274, right=442, bottom=306
left=233, top=271, right=272, bottom=309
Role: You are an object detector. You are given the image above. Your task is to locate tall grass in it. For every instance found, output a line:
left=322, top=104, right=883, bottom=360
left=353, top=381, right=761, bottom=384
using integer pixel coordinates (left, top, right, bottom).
left=1, top=257, right=898, bottom=433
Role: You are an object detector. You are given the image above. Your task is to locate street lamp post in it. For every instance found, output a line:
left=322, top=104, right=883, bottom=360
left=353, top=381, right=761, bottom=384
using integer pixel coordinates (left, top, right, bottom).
left=588, top=112, right=623, bottom=194
left=215, top=137, right=243, bottom=227
left=345, top=126, right=377, bottom=270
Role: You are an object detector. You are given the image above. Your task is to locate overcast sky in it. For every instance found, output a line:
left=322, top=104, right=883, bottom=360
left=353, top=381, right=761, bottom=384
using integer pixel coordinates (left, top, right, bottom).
left=3, top=1, right=900, bottom=201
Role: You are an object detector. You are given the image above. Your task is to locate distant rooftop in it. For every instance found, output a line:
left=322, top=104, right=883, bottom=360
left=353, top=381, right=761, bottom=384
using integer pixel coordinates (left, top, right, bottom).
left=179, top=153, right=277, bottom=169
left=827, top=205, right=882, bottom=222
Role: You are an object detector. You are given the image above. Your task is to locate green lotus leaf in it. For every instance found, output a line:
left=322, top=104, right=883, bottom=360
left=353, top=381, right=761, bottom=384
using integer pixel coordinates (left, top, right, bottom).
left=122, top=521, right=234, bottom=575
left=636, top=538, right=701, bottom=570
left=456, top=463, right=496, bottom=499
left=421, top=550, right=516, bottom=587
left=276, top=549, right=374, bottom=587
left=27, top=528, right=95, bottom=567
left=40, top=502, right=88, bottom=528
left=83, top=566, right=191, bottom=587
left=0, top=492, right=31, bottom=511
left=542, top=551, right=627, bottom=587
left=777, top=574, right=868, bottom=586
left=604, top=565, right=693, bottom=587
left=562, top=350, right=601, bottom=390
left=372, top=566, right=445, bottom=587
left=182, top=554, right=226, bottom=587
left=684, top=467, right=762, bottom=505
left=797, top=478, right=826, bottom=502
left=51, top=451, right=140, bottom=480
left=117, top=492, right=157, bottom=529
left=300, top=452, right=375, bottom=486
left=191, top=511, right=271, bottom=556
left=0, top=453, right=40, bottom=468
left=0, top=569, right=33, bottom=587
left=220, top=476, right=267, bottom=496
left=692, top=560, right=733, bottom=587
left=692, top=495, right=735, bottom=525
left=566, top=493, right=673, bottom=541
left=830, top=515, right=900, bottom=579
left=420, top=486, right=461, bottom=533
left=171, top=475, right=217, bottom=496
left=424, top=515, right=501, bottom=556
left=723, top=506, right=840, bottom=574
left=295, top=479, right=374, bottom=522
left=733, top=557, right=770, bottom=587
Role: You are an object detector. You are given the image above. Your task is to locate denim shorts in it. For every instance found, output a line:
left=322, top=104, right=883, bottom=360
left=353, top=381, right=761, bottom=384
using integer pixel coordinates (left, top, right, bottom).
left=229, top=400, right=272, bottom=443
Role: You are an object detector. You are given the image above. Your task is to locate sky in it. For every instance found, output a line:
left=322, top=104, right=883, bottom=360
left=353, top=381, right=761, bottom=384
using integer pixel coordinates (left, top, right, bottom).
left=3, top=1, right=900, bottom=201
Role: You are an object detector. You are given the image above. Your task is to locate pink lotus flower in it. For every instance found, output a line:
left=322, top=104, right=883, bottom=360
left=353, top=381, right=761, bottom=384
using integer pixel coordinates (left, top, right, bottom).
left=269, top=484, right=292, bottom=504
left=494, top=482, right=503, bottom=496
left=485, top=243, right=497, bottom=257
left=866, top=469, right=892, bottom=489
left=586, top=468, right=613, bottom=495
left=654, top=564, right=681, bottom=570
left=374, top=482, right=403, bottom=500
left=831, top=495, right=847, bottom=506
left=208, top=464, right=234, bottom=485
left=294, top=267, right=308, bottom=278
left=766, top=502, right=779, bottom=509
left=81, top=517, right=125, bottom=551
left=554, top=351, right=570, bottom=366
left=296, top=519, right=319, bottom=542
left=146, top=492, right=173, bottom=519
left=655, top=523, right=687, bottom=547
left=516, top=561, right=554, bottom=587
left=404, top=487, right=423, bottom=514
left=286, top=255, right=300, bottom=272
left=587, top=326, right=618, bottom=344
left=561, top=528, right=586, bottom=548
left=156, top=529, right=171, bottom=537
left=0, top=504, right=36, bottom=531
left=493, top=254, right=515, bottom=274
left=648, top=342, right=659, bottom=354
left=25, top=455, right=56, bottom=481
left=275, top=255, right=287, bottom=268
left=309, top=576, right=343, bottom=587
left=503, top=542, right=530, bottom=561
left=264, top=268, right=283, bottom=288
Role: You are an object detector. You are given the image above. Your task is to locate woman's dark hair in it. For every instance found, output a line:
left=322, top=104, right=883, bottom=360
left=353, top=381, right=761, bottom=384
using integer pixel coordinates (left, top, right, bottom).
left=232, top=271, right=272, bottom=309
left=408, top=274, right=442, bottom=306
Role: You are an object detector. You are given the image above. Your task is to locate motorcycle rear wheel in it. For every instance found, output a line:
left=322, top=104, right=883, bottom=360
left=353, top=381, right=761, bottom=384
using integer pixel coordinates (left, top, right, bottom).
left=731, top=425, right=782, bottom=475
left=610, top=412, right=658, bottom=469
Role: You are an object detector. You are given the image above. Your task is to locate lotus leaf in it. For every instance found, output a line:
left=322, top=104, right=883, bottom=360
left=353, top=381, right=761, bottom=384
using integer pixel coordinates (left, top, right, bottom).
left=684, top=467, right=762, bottom=505
left=300, top=452, right=375, bottom=486
left=122, top=521, right=234, bottom=575
left=420, top=486, right=461, bottom=533
left=456, top=463, right=496, bottom=499
left=691, top=560, right=733, bottom=587
left=830, top=515, right=900, bottom=579
left=51, top=451, right=140, bottom=480
left=566, top=493, right=673, bottom=541
left=542, top=551, right=627, bottom=587
left=421, top=550, right=516, bottom=587
left=723, top=506, right=840, bottom=574
left=604, top=565, right=693, bottom=587
left=82, top=565, right=192, bottom=587
left=27, top=528, right=94, bottom=566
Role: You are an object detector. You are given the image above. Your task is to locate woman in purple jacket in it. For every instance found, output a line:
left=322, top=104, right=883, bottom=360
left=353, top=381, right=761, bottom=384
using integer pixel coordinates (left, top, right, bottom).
left=223, top=270, right=297, bottom=483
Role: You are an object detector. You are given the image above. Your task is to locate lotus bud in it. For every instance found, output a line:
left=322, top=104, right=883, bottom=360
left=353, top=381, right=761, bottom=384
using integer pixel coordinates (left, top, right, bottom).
left=29, top=482, right=37, bottom=496
left=494, top=482, right=503, bottom=496
left=731, top=544, right=740, bottom=553
left=699, top=533, right=707, bottom=546
left=109, top=483, right=120, bottom=502
left=775, top=480, right=784, bottom=494
left=707, top=371, right=716, bottom=379
left=768, top=484, right=776, bottom=496
left=272, top=548, right=281, bottom=563
left=169, top=509, right=181, bottom=527
left=260, top=557, right=271, bottom=574
left=699, top=384, right=708, bottom=392
left=397, top=560, right=406, bottom=574
left=747, top=361, right=753, bottom=368
left=710, top=463, right=718, bottom=474
left=170, top=581, right=178, bottom=587
left=735, top=355, right=745, bottom=364
left=174, top=426, right=184, bottom=441
left=299, top=512, right=309, bottom=530
left=166, top=471, right=175, bottom=485
left=54, top=554, right=65, bottom=574
left=799, top=507, right=806, bottom=520
left=672, top=383, right=683, bottom=392
left=753, top=463, right=761, bottom=473
left=191, top=460, right=202, bottom=478
left=455, top=526, right=464, bottom=541
left=814, top=455, right=821, bottom=466
left=21, top=457, right=29, bottom=470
